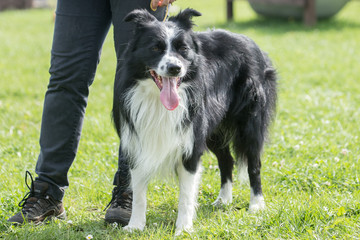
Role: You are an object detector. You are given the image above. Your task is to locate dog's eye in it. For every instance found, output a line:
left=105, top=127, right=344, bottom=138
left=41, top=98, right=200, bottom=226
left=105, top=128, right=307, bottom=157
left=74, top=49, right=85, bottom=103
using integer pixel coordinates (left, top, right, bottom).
left=152, top=45, right=163, bottom=52
left=179, top=46, right=188, bottom=53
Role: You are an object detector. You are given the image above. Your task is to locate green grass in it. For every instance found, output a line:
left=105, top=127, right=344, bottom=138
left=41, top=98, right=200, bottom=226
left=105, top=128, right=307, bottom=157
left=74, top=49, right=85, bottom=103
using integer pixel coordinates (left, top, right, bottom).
left=1, top=1, right=360, bottom=239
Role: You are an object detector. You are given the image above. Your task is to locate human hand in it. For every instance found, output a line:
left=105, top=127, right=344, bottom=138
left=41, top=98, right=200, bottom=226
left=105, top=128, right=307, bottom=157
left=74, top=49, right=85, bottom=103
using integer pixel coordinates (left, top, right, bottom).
left=151, top=0, right=177, bottom=11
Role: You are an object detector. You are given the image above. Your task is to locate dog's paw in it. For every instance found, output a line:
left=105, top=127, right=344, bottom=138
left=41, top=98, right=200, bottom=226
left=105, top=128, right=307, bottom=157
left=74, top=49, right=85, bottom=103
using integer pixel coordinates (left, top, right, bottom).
left=248, top=189, right=265, bottom=213
left=175, top=225, right=193, bottom=236
left=123, top=224, right=145, bottom=233
left=175, top=217, right=193, bottom=236
left=248, top=203, right=265, bottom=213
left=212, top=196, right=232, bottom=206
left=211, top=198, right=222, bottom=207
left=248, top=196, right=265, bottom=213
left=212, top=182, right=233, bottom=206
left=175, top=229, right=183, bottom=236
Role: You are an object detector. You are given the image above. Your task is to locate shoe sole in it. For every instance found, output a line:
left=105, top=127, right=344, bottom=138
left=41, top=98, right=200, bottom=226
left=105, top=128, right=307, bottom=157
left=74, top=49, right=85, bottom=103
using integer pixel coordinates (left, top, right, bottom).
left=38, top=210, right=67, bottom=225
left=56, top=210, right=67, bottom=220
left=104, top=216, right=129, bottom=226
left=9, top=210, right=67, bottom=225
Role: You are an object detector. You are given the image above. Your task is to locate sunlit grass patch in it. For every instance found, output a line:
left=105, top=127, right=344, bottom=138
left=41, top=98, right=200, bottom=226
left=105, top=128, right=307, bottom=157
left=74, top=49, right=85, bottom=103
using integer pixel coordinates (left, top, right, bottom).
left=1, top=1, right=360, bottom=239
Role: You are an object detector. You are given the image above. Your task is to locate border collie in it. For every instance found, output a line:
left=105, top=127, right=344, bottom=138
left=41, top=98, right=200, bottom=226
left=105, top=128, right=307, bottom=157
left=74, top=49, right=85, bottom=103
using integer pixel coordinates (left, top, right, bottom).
left=112, top=8, right=277, bottom=235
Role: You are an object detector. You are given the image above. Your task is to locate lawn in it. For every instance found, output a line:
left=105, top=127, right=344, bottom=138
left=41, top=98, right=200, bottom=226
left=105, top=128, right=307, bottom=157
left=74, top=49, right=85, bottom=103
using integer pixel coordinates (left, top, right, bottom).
left=1, top=0, right=360, bottom=239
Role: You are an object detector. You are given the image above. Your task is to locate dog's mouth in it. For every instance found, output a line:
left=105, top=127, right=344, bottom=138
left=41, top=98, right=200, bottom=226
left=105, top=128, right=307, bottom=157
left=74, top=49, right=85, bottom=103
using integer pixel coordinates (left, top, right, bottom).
left=150, top=70, right=181, bottom=111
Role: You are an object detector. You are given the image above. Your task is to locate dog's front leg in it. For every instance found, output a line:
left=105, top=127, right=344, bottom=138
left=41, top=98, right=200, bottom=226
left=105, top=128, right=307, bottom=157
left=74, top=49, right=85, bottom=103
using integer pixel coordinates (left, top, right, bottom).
left=124, top=168, right=148, bottom=232
left=175, top=163, right=202, bottom=236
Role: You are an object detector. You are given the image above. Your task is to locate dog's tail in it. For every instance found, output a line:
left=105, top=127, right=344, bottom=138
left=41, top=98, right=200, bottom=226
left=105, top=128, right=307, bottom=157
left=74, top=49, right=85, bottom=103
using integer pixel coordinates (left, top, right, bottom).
left=236, top=159, right=249, bottom=185
left=233, top=54, right=277, bottom=185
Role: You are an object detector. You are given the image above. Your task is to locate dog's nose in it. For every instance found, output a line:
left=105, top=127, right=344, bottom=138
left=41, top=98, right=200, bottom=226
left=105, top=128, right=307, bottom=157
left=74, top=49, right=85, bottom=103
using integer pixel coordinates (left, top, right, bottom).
left=167, top=64, right=181, bottom=76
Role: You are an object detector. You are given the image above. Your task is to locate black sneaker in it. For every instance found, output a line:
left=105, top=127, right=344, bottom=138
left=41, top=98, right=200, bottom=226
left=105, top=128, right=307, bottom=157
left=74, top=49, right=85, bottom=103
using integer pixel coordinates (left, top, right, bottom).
left=7, top=171, right=66, bottom=224
left=104, top=186, right=132, bottom=226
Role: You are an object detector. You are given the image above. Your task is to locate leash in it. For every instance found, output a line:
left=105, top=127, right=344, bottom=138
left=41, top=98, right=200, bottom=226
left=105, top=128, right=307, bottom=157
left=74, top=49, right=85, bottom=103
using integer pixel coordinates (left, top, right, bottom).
left=150, top=0, right=170, bottom=22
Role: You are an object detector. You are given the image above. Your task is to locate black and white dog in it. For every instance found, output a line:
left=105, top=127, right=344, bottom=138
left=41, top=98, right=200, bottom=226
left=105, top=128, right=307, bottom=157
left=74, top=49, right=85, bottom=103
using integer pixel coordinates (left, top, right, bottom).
left=112, top=9, right=277, bottom=235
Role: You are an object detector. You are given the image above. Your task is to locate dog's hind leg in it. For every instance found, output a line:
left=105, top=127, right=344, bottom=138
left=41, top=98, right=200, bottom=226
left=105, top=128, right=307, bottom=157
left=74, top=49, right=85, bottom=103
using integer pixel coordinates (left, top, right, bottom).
left=175, top=162, right=202, bottom=236
left=123, top=168, right=148, bottom=232
left=246, top=151, right=265, bottom=212
left=233, top=123, right=266, bottom=213
left=207, top=136, right=234, bottom=206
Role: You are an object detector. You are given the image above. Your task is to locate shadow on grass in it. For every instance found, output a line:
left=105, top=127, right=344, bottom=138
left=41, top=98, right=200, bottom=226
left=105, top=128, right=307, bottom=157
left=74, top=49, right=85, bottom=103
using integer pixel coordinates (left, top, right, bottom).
left=144, top=200, right=249, bottom=234
left=211, top=17, right=360, bottom=34
left=0, top=201, right=259, bottom=239
left=199, top=201, right=249, bottom=214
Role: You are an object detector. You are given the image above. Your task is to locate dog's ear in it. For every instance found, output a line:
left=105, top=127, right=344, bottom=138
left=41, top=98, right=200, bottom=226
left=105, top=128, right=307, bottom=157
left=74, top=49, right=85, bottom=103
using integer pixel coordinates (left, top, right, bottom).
left=124, top=9, right=157, bottom=26
left=169, top=8, right=202, bottom=30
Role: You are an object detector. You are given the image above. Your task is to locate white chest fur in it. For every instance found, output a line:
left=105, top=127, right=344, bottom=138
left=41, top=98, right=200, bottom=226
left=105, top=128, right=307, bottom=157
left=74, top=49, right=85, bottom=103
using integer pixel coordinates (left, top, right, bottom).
left=121, top=79, right=194, bottom=179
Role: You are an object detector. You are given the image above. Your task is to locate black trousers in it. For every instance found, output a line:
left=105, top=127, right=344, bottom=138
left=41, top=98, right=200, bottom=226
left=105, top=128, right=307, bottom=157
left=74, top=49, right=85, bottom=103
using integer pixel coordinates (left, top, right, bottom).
left=35, top=0, right=167, bottom=201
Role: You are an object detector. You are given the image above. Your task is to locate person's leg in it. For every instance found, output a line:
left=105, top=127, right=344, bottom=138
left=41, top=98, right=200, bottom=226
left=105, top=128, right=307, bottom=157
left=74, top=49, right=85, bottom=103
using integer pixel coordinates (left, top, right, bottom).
left=104, top=0, right=168, bottom=225
left=35, top=0, right=112, bottom=201
left=8, top=0, right=112, bottom=224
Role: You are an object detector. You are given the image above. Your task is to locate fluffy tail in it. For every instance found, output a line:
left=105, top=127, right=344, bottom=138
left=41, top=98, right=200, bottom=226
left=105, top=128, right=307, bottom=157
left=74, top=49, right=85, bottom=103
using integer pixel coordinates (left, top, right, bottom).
left=236, top=159, right=249, bottom=185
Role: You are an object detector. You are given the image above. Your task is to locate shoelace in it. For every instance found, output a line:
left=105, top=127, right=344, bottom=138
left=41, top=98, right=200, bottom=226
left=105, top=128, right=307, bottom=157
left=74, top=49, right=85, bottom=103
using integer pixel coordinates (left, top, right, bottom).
left=18, top=171, right=35, bottom=208
left=104, top=187, right=132, bottom=211
left=17, top=171, right=59, bottom=214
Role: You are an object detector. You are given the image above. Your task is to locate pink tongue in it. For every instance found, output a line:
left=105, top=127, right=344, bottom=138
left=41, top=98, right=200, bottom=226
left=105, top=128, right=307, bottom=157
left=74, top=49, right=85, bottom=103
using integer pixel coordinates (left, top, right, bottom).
left=160, top=77, right=179, bottom=110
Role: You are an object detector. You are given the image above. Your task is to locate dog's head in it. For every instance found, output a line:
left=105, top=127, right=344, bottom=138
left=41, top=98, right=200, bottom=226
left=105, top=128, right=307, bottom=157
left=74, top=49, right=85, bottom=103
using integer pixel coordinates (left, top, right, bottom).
left=124, top=8, right=202, bottom=110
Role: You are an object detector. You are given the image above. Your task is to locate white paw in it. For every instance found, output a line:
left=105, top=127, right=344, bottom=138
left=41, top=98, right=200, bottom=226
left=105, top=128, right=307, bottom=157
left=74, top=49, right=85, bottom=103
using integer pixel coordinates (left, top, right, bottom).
left=175, top=216, right=193, bottom=236
left=212, top=181, right=233, bottom=206
left=212, top=196, right=232, bottom=206
left=175, top=229, right=183, bottom=236
left=248, top=189, right=265, bottom=213
left=175, top=225, right=193, bottom=236
left=123, top=224, right=144, bottom=233
left=212, top=198, right=222, bottom=206
left=248, top=197, right=265, bottom=213
left=248, top=202, right=265, bottom=213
